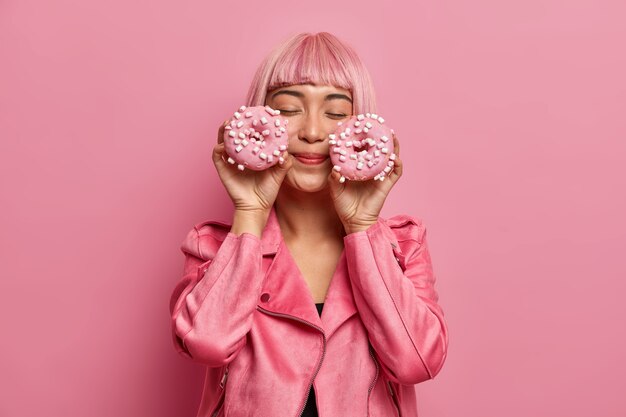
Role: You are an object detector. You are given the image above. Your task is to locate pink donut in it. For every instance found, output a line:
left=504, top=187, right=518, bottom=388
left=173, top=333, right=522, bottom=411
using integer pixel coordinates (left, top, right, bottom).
left=329, top=113, right=397, bottom=182
left=223, top=105, right=289, bottom=171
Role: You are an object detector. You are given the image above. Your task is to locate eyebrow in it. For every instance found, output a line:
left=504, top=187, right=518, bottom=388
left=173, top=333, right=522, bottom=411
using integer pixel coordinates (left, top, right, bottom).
left=271, top=89, right=353, bottom=104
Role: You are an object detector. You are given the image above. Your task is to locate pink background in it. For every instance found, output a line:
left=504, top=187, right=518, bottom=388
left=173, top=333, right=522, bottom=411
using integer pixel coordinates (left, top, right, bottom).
left=1, top=0, right=625, bottom=416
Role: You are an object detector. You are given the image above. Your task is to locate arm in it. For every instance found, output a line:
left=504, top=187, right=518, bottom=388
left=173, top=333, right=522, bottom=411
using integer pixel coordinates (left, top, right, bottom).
left=169, top=222, right=264, bottom=367
left=343, top=216, right=449, bottom=384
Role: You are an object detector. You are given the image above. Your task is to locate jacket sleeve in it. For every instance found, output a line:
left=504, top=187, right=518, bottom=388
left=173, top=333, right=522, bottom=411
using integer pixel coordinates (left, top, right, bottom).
left=169, top=223, right=264, bottom=367
left=343, top=216, right=449, bottom=384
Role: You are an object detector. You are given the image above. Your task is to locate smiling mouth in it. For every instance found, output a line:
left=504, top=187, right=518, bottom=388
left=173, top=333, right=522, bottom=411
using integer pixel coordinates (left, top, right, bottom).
left=294, top=155, right=328, bottom=165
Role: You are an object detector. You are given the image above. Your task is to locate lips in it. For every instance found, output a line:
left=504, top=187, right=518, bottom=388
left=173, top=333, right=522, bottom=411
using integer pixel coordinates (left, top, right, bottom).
left=293, top=153, right=328, bottom=165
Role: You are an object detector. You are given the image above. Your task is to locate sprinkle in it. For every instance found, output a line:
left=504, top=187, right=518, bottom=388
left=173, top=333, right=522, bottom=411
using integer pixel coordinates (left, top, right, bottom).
left=329, top=139, right=336, bottom=145
left=381, top=147, right=389, bottom=154
left=252, top=146, right=260, bottom=154
left=275, top=119, right=281, bottom=127
left=273, top=150, right=280, bottom=156
left=238, top=132, right=246, bottom=139
left=339, top=149, right=347, bottom=155
left=274, top=131, right=282, bottom=137
left=228, top=130, right=236, bottom=138
left=259, top=152, right=267, bottom=160
left=239, top=106, right=246, bottom=112
left=252, top=120, right=259, bottom=126
left=274, top=110, right=280, bottom=116
left=377, top=142, right=385, bottom=149
left=333, top=165, right=342, bottom=172
left=234, top=112, right=241, bottom=119
left=340, top=132, right=346, bottom=139
left=339, top=176, right=346, bottom=183
left=366, top=113, right=370, bottom=118
left=235, top=145, right=243, bottom=152
left=337, top=140, right=342, bottom=146
left=384, top=166, right=392, bottom=173
left=245, top=112, right=253, bottom=118
left=378, top=117, right=385, bottom=123
left=236, top=121, right=244, bottom=128
left=388, top=160, right=394, bottom=166
left=234, top=139, right=241, bottom=144
left=363, top=127, right=369, bottom=133
left=357, top=114, right=365, bottom=121
left=350, top=154, right=357, bottom=160
left=365, top=122, right=373, bottom=129
left=227, top=157, right=235, bottom=164
left=267, top=155, right=273, bottom=163
left=262, top=129, right=270, bottom=136
left=279, top=156, right=285, bottom=164
left=367, top=161, right=374, bottom=168
left=374, top=150, right=380, bottom=157
left=237, top=164, right=245, bottom=171
left=345, top=141, right=353, bottom=147
left=390, top=154, right=397, bottom=160
left=370, top=114, right=378, bottom=119
left=261, top=117, right=268, bottom=125
left=265, top=106, right=275, bottom=115
left=355, top=129, right=362, bottom=134
left=337, top=122, right=343, bottom=126
left=225, top=126, right=232, bottom=130
left=356, top=162, right=364, bottom=170
left=243, top=129, right=250, bottom=135
left=279, top=144, right=287, bottom=151
left=333, top=147, right=341, bottom=154
left=381, top=136, right=389, bottom=142
left=339, top=155, right=346, bottom=162
left=365, top=154, right=373, bottom=161
left=329, top=134, right=336, bottom=140
left=354, top=121, right=361, bottom=127
left=280, top=127, right=285, bottom=132
left=242, top=139, right=249, bottom=146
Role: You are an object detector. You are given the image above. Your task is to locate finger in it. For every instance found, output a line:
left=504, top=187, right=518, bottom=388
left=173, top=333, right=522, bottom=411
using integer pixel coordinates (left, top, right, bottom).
left=212, top=142, right=228, bottom=166
left=392, top=131, right=400, bottom=157
left=218, top=119, right=229, bottom=144
left=387, top=154, right=403, bottom=183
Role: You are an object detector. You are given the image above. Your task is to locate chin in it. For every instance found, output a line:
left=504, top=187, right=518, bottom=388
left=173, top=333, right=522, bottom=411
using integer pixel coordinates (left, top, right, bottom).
left=285, top=172, right=329, bottom=193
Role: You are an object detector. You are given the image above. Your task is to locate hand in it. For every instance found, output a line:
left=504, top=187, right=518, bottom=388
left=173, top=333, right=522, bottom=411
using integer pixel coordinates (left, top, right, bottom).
left=328, top=133, right=403, bottom=234
left=212, top=120, right=294, bottom=216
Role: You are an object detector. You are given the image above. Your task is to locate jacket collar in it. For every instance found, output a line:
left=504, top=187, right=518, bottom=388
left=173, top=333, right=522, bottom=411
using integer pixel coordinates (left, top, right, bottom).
left=258, top=205, right=358, bottom=338
left=260, top=206, right=282, bottom=256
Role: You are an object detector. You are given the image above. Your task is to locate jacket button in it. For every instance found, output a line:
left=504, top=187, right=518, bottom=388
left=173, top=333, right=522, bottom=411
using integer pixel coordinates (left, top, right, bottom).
left=260, top=293, right=270, bottom=302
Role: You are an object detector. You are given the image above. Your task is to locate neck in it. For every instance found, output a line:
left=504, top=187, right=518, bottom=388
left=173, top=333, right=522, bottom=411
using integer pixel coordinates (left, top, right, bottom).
left=275, top=186, right=345, bottom=242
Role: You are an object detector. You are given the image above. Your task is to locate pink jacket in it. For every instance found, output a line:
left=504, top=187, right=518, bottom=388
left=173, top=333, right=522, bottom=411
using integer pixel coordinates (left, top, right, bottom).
left=169, top=206, right=448, bottom=417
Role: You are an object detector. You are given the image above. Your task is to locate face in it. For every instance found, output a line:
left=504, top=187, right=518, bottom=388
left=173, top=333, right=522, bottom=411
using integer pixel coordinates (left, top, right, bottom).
left=265, top=83, right=353, bottom=193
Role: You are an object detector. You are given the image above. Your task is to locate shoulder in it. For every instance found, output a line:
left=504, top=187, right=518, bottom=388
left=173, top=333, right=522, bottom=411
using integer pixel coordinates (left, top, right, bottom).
left=180, top=219, right=233, bottom=260
left=383, top=214, right=427, bottom=244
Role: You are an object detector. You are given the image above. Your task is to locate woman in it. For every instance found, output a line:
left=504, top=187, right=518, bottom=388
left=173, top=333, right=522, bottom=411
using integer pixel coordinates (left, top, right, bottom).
left=169, top=32, right=449, bottom=417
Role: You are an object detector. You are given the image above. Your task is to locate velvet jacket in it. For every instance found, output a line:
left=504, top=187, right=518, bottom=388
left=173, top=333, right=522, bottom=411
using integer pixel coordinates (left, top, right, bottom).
left=169, top=206, right=448, bottom=417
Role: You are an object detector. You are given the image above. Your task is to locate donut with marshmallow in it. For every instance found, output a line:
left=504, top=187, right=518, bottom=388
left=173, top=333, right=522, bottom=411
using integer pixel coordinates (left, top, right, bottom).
left=329, top=113, right=397, bottom=182
left=223, top=105, right=289, bottom=171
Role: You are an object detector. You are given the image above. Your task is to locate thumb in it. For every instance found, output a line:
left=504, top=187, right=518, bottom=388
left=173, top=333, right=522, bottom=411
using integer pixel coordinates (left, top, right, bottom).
left=272, top=151, right=293, bottom=178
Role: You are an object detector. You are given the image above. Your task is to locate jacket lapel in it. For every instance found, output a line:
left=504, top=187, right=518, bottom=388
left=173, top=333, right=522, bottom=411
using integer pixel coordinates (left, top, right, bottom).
left=258, top=206, right=358, bottom=336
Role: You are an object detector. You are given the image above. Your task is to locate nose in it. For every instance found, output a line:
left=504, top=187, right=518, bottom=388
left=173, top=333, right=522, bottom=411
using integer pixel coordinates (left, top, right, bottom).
left=298, top=112, right=327, bottom=144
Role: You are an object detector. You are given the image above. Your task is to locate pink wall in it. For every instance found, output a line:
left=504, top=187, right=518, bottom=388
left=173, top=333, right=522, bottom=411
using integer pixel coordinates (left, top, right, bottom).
left=1, top=0, right=624, bottom=415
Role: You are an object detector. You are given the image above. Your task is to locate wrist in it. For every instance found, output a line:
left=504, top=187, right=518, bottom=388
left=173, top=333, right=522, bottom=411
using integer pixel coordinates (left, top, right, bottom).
left=231, top=209, right=269, bottom=238
left=343, top=219, right=378, bottom=235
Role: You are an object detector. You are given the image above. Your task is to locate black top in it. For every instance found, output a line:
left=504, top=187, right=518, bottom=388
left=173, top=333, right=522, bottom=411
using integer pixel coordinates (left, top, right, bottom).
left=301, top=303, right=324, bottom=417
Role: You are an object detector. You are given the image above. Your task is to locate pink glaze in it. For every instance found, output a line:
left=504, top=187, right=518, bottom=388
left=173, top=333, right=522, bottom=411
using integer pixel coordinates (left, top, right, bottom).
left=329, top=113, right=397, bottom=182
left=223, top=105, right=289, bottom=171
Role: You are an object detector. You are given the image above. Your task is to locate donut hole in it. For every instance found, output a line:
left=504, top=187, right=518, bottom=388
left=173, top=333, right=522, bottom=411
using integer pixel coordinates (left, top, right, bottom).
left=352, top=138, right=376, bottom=152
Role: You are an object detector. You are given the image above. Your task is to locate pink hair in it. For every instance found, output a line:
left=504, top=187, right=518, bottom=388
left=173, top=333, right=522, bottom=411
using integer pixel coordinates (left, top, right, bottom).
left=245, top=32, right=377, bottom=115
